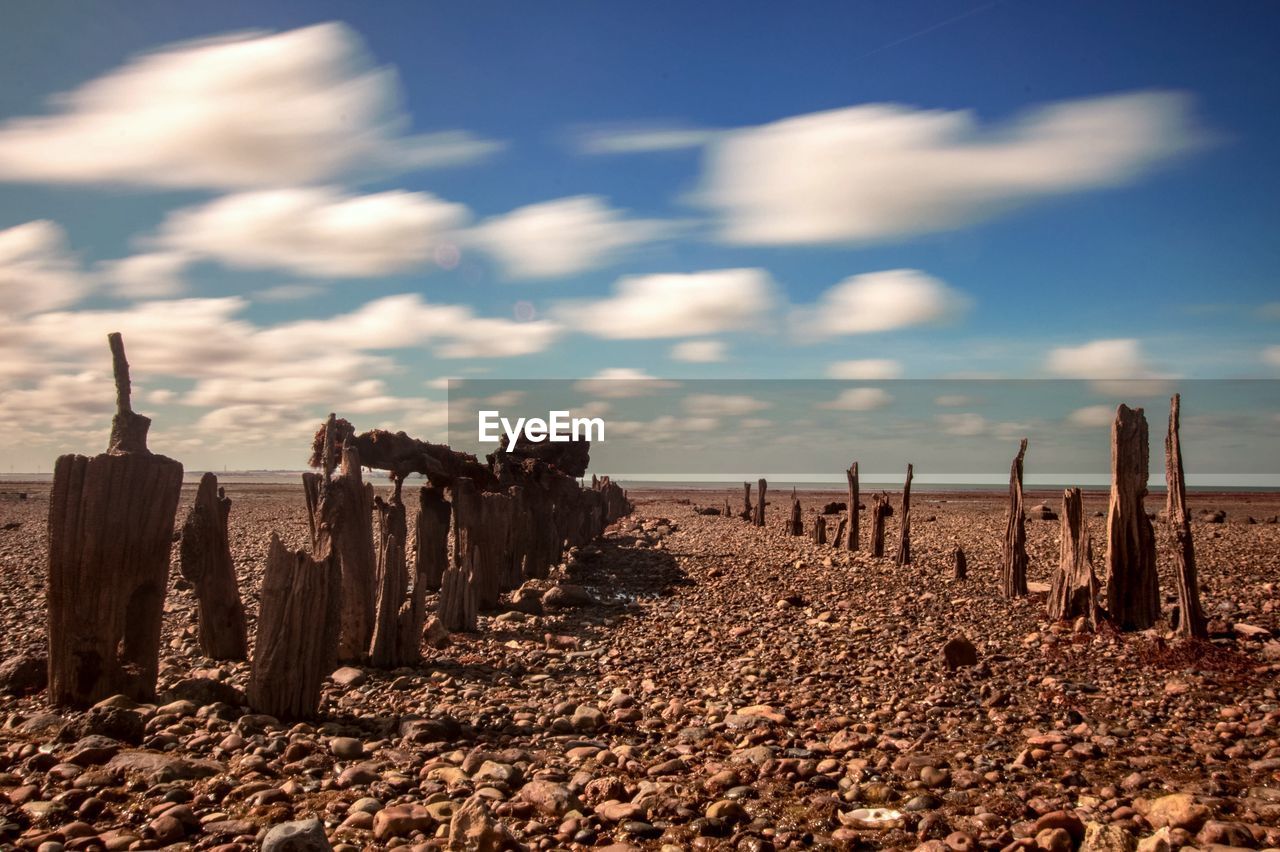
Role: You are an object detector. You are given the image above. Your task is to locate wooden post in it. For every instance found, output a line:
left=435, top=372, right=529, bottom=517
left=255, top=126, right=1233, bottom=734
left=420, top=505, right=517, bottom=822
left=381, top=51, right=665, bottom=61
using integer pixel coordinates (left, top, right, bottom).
left=833, top=516, right=847, bottom=548
left=953, top=546, right=967, bottom=580
left=871, top=494, right=889, bottom=557
left=1106, top=405, right=1159, bottom=630
left=368, top=481, right=409, bottom=668
left=741, top=482, right=753, bottom=520
left=845, top=462, right=860, bottom=551
left=895, top=464, right=913, bottom=567
left=47, top=333, right=184, bottom=706
left=403, top=485, right=450, bottom=661
left=1001, top=439, right=1029, bottom=598
left=753, top=478, right=767, bottom=527
left=248, top=533, right=341, bottom=719
left=723, top=496, right=732, bottom=518
left=178, top=473, right=248, bottom=661
left=812, top=514, right=827, bottom=545
left=439, top=478, right=480, bottom=632
left=788, top=489, right=803, bottom=536
left=1165, top=394, right=1207, bottom=639
left=1048, top=487, right=1099, bottom=624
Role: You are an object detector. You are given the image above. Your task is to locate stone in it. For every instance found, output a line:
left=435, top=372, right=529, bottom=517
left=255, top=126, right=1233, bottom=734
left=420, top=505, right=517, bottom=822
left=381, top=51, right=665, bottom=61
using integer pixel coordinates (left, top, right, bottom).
left=0, top=651, right=47, bottom=695
left=1081, top=822, right=1136, bottom=852
left=542, top=584, right=595, bottom=609
left=328, top=737, right=364, bottom=759
left=330, top=667, right=366, bottom=688
left=372, top=804, right=434, bottom=841
left=517, top=779, right=578, bottom=817
left=572, top=704, right=604, bottom=732
left=1036, top=827, right=1074, bottom=852
left=447, top=795, right=513, bottom=851
left=422, top=617, right=451, bottom=649
left=262, top=818, right=333, bottom=852
left=1146, top=793, right=1210, bottom=832
left=941, top=637, right=978, bottom=670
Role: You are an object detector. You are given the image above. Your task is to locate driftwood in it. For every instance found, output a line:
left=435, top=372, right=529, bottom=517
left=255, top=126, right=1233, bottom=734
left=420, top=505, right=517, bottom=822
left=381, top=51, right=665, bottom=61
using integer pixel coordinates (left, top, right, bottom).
left=1001, top=439, right=1029, bottom=598
left=752, top=479, right=768, bottom=527
left=310, top=420, right=496, bottom=490
left=498, top=432, right=590, bottom=478
left=1165, top=394, right=1207, bottom=638
left=1048, top=487, right=1099, bottom=625
left=439, top=478, right=481, bottom=632
left=368, top=483, right=409, bottom=668
left=248, top=534, right=341, bottom=719
left=871, top=494, right=890, bottom=557
left=953, top=546, right=967, bottom=580
left=895, top=464, right=913, bottom=567
left=47, top=333, right=184, bottom=706
left=788, top=489, right=803, bottom=536
left=405, top=486, right=451, bottom=660
left=845, top=462, right=860, bottom=551
left=833, top=516, right=847, bottom=548
left=178, top=473, right=247, bottom=661
left=304, top=440, right=377, bottom=662
left=812, top=514, right=827, bottom=545
left=741, top=482, right=753, bottom=520
left=1106, top=405, right=1159, bottom=630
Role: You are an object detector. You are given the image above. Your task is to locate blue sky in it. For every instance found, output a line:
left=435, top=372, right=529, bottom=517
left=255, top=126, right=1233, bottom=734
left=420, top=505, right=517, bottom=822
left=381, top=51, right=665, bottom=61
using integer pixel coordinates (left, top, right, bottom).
left=0, top=1, right=1277, bottom=471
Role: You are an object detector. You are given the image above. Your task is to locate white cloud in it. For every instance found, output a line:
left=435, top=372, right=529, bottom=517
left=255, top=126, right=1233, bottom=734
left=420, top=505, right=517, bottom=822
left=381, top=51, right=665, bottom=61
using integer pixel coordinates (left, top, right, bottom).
left=577, top=126, right=720, bottom=154
left=0, top=23, right=501, bottom=189
left=794, top=269, right=970, bottom=337
left=557, top=268, right=779, bottom=339
left=826, top=358, right=902, bottom=379
left=1068, top=405, right=1115, bottom=427
left=817, top=387, right=893, bottom=411
left=670, top=340, right=727, bottom=362
left=98, top=252, right=191, bottom=298
left=0, top=221, right=87, bottom=315
left=1263, top=346, right=1280, bottom=368
left=682, top=393, right=770, bottom=416
left=937, top=412, right=989, bottom=436
left=573, top=368, right=678, bottom=398
left=252, top=283, right=326, bottom=303
left=470, top=196, right=675, bottom=279
left=1045, top=338, right=1155, bottom=379
left=934, top=394, right=971, bottom=407
left=150, top=187, right=469, bottom=277
left=697, top=91, right=1201, bottom=245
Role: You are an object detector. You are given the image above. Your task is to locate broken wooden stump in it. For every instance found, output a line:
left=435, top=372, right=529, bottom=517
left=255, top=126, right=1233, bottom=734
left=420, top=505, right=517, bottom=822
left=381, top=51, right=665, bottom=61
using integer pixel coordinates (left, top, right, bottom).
left=752, top=478, right=767, bottom=527
left=1106, top=404, right=1159, bottom=631
left=368, top=483, right=409, bottom=668
left=439, top=478, right=481, bottom=632
left=741, top=482, right=753, bottom=521
left=1165, top=394, right=1207, bottom=639
left=1049, top=487, right=1099, bottom=625
left=845, top=461, right=860, bottom=552
left=1001, top=439, right=1029, bottom=598
left=812, top=514, right=827, bottom=545
left=403, top=485, right=451, bottom=661
left=871, top=494, right=890, bottom=558
left=788, top=489, right=803, bottom=536
left=248, top=534, right=341, bottom=719
left=178, top=473, right=247, bottom=661
left=895, top=464, right=913, bottom=567
left=953, top=546, right=967, bottom=580
left=47, top=333, right=184, bottom=707
left=833, top=516, right=847, bottom=548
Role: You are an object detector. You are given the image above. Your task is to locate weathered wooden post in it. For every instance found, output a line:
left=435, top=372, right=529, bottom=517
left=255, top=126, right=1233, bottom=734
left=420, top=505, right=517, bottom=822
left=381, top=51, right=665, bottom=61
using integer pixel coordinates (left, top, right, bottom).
left=895, top=464, right=913, bottom=567
left=248, top=533, right=341, bottom=719
left=303, top=431, right=376, bottom=662
left=368, top=481, right=409, bottom=668
left=723, top=496, right=732, bottom=518
left=439, top=478, right=480, bottom=632
left=1048, top=487, right=1098, bottom=624
left=178, top=473, right=248, bottom=661
left=812, top=514, right=827, bottom=545
left=404, top=485, right=450, bottom=660
left=1106, top=405, right=1159, bottom=630
left=871, top=494, right=890, bottom=557
left=741, top=482, right=753, bottom=520
left=1165, top=394, right=1206, bottom=639
left=788, top=489, right=803, bottom=536
left=1002, top=439, right=1029, bottom=598
left=953, top=546, right=967, bottom=580
left=845, top=462, right=860, bottom=551
left=47, top=333, right=184, bottom=706
left=833, top=516, right=847, bottom=548
left=752, top=478, right=767, bottom=527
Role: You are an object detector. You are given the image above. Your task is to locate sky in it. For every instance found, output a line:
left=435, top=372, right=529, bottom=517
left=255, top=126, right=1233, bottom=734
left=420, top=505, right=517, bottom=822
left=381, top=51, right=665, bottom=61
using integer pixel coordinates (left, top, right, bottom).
left=0, top=1, right=1277, bottom=474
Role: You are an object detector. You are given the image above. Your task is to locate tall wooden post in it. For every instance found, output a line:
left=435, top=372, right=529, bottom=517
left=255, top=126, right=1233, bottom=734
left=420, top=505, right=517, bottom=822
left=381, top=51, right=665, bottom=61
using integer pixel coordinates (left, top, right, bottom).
left=895, top=464, right=913, bottom=567
left=368, top=481, right=409, bottom=668
left=47, top=333, right=184, bottom=706
left=1048, top=487, right=1099, bottom=624
left=178, top=473, right=248, bottom=660
left=812, top=515, right=827, bottom=545
left=845, top=462, right=860, bottom=551
left=1165, top=394, right=1206, bottom=638
left=1002, top=439, right=1029, bottom=598
left=788, top=489, right=803, bottom=536
left=753, top=478, right=767, bottom=527
left=871, top=494, right=889, bottom=557
left=439, top=478, right=480, bottom=632
left=1106, top=405, right=1159, bottom=630
left=741, top=482, right=752, bottom=520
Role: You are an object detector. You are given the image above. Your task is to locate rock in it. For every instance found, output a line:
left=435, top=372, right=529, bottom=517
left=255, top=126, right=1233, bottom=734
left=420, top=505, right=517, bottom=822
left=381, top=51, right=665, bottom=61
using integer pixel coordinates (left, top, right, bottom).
left=0, top=651, right=47, bottom=695
left=942, top=637, right=978, bottom=670
left=706, top=800, right=747, bottom=823
left=329, top=737, right=364, bottom=759
left=1146, top=793, right=1210, bottom=832
left=262, top=818, right=333, bottom=852
left=517, top=779, right=578, bottom=817
left=447, top=795, right=513, bottom=851
left=72, top=707, right=143, bottom=745
left=542, top=584, right=595, bottom=609
left=330, top=666, right=366, bottom=688
left=1081, top=822, right=1136, bottom=852
left=165, top=677, right=244, bottom=707
left=1196, top=821, right=1255, bottom=848
left=1233, top=622, right=1271, bottom=640
left=1034, top=811, right=1084, bottom=844
left=510, top=586, right=544, bottom=615
left=372, top=804, right=434, bottom=841
left=1199, top=509, right=1226, bottom=523
left=422, top=617, right=451, bottom=649
left=1037, top=827, right=1074, bottom=852
left=1027, top=504, right=1058, bottom=521
left=571, top=704, right=604, bottom=732
left=1136, top=828, right=1171, bottom=852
